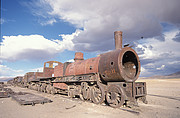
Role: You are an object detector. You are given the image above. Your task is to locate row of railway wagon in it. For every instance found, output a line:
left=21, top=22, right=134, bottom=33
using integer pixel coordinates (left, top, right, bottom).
left=8, top=31, right=147, bottom=108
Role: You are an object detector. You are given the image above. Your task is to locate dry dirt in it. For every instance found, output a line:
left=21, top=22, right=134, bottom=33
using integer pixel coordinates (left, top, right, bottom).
left=1, top=78, right=180, bottom=118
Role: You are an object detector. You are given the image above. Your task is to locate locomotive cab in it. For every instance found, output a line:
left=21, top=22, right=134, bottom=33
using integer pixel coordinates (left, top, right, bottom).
left=43, top=61, right=62, bottom=77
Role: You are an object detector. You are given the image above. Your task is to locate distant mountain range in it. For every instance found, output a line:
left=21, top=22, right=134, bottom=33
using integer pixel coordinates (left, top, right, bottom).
left=142, top=70, right=180, bottom=79
left=167, top=71, right=180, bottom=77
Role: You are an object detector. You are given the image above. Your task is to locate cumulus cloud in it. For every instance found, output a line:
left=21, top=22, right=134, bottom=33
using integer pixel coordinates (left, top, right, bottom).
left=135, top=29, right=180, bottom=76
left=1, top=35, right=58, bottom=61
left=11, top=0, right=179, bottom=77
left=136, top=29, right=180, bottom=60
left=30, top=0, right=180, bottom=51
left=0, top=30, right=80, bottom=61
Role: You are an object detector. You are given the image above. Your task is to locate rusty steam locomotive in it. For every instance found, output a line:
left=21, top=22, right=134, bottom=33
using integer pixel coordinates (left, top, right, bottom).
left=10, top=31, right=147, bottom=108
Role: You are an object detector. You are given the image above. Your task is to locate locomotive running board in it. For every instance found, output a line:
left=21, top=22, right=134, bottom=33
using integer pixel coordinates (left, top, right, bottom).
left=52, top=73, right=98, bottom=83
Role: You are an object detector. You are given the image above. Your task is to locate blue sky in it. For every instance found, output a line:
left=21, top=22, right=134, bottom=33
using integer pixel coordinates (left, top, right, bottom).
left=0, top=0, right=180, bottom=80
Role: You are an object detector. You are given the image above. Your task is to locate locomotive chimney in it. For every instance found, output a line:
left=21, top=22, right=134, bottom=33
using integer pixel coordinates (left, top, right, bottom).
left=114, top=31, right=123, bottom=50
left=74, top=52, right=84, bottom=62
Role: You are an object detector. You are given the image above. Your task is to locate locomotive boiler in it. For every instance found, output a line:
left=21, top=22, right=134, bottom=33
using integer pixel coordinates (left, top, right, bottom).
left=11, top=31, right=147, bottom=108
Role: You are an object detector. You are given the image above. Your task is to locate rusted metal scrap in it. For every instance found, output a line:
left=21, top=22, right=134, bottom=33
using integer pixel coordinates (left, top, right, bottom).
left=0, top=88, right=9, bottom=98
left=0, top=82, right=14, bottom=98
left=0, top=85, right=14, bottom=98
left=11, top=92, right=52, bottom=106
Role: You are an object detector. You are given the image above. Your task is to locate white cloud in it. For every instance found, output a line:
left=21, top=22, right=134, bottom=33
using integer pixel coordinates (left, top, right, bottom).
left=1, top=35, right=59, bottom=61
left=156, top=65, right=165, bottom=70
left=0, top=31, right=80, bottom=61
left=135, top=29, right=180, bottom=76
left=0, top=64, right=24, bottom=77
left=30, top=0, right=180, bottom=51
left=30, top=67, right=43, bottom=72
left=66, top=59, right=74, bottom=63
left=14, top=0, right=180, bottom=77
left=56, top=29, right=81, bottom=51
left=136, top=30, right=180, bottom=60
left=140, top=66, right=151, bottom=77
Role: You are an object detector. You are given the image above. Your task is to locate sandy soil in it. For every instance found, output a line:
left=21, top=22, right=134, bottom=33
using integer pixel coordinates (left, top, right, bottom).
left=0, top=78, right=180, bottom=118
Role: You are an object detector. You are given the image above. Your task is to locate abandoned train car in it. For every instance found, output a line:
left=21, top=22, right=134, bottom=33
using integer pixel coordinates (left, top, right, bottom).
left=10, top=31, right=147, bottom=108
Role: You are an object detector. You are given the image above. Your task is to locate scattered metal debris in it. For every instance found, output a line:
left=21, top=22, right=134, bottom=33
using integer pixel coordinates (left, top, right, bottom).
left=119, top=108, right=140, bottom=115
left=0, top=88, right=9, bottom=98
left=11, top=92, right=52, bottom=106
left=0, top=85, right=14, bottom=98
left=65, top=105, right=76, bottom=109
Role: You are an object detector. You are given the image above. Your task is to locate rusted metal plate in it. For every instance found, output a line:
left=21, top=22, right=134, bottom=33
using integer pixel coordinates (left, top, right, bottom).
left=54, top=63, right=64, bottom=77
left=74, top=52, right=84, bottom=62
left=0, top=88, right=14, bottom=98
left=65, top=57, right=100, bottom=76
left=11, top=92, right=52, bottom=105
left=53, top=83, right=68, bottom=89
left=84, top=57, right=100, bottom=74
left=0, top=87, right=9, bottom=98
left=0, top=91, right=9, bottom=98
left=65, top=63, right=76, bottom=76
left=135, top=82, right=147, bottom=97
left=43, top=68, right=54, bottom=77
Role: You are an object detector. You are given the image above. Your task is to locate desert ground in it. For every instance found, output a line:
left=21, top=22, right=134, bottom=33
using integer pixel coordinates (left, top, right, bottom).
left=0, top=78, right=180, bottom=118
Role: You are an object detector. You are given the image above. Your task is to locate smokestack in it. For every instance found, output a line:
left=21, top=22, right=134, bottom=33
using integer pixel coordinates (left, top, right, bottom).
left=114, top=31, right=122, bottom=49
left=74, top=52, right=84, bottom=62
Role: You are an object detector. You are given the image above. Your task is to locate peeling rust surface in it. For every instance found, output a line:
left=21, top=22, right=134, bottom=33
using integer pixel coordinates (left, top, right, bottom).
left=43, top=61, right=62, bottom=77
left=135, top=82, right=147, bottom=97
left=74, top=52, right=84, bottom=62
left=114, top=31, right=123, bottom=50
left=65, top=57, right=100, bottom=76
left=53, top=83, right=68, bottom=90
left=54, top=63, right=64, bottom=77
left=98, top=47, right=141, bottom=82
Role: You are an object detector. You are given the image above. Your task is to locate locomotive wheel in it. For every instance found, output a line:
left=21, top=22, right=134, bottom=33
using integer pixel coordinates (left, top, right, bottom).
left=106, top=85, right=125, bottom=108
left=68, top=89, right=75, bottom=98
left=50, top=86, right=56, bottom=94
left=41, top=84, right=46, bottom=92
left=43, top=84, right=47, bottom=93
left=40, top=86, right=43, bottom=92
left=37, top=85, right=41, bottom=91
left=81, top=82, right=90, bottom=100
left=46, top=85, right=51, bottom=94
left=34, top=84, right=38, bottom=91
left=91, top=84, right=105, bottom=104
left=30, top=84, right=33, bottom=89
